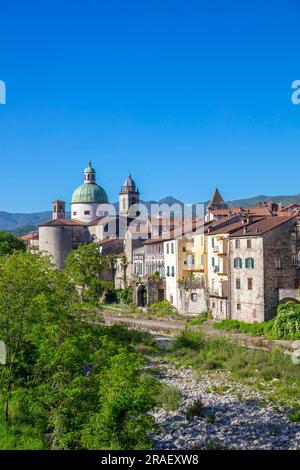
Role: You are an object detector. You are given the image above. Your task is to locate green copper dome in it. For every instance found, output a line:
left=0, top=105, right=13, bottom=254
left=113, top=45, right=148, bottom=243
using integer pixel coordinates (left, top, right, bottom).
left=71, top=183, right=108, bottom=204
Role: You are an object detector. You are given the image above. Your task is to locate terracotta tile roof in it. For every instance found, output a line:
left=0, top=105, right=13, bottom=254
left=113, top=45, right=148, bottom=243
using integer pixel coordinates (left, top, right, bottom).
left=87, top=217, right=106, bottom=226
left=207, top=214, right=296, bottom=237
left=20, top=231, right=39, bottom=240
left=39, top=218, right=86, bottom=227
left=231, top=215, right=297, bottom=237
left=207, top=216, right=265, bottom=235
left=143, top=218, right=210, bottom=243
left=208, top=207, right=272, bottom=217
left=143, top=232, right=172, bottom=244
left=94, top=237, right=119, bottom=246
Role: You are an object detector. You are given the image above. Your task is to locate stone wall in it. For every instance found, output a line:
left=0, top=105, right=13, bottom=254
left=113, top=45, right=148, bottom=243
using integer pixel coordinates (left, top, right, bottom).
left=178, top=288, right=207, bottom=315
left=229, top=236, right=265, bottom=323
left=263, top=218, right=299, bottom=321
left=39, top=225, right=90, bottom=268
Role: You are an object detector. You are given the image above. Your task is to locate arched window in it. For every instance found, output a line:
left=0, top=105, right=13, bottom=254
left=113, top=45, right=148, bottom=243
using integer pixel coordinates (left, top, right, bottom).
left=245, top=257, right=255, bottom=269
left=233, top=257, right=242, bottom=269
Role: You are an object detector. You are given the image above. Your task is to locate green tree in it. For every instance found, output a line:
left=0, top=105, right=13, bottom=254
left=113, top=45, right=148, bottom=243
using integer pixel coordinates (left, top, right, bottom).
left=0, top=231, right=25, bottom=255
left=0, top=248, right=158, bottom=450
left=0, top=252, right=55, bottom=421
left=81, top=348, right=157, bottom=450
left=120, top=256, right=128, bottom=287
left=64, top=243, right=109, bottom=303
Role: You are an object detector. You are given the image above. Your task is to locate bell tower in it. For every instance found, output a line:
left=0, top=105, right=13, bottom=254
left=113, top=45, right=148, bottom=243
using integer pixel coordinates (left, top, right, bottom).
left=119, top=174, right=140, bottom=216
left=52, top=200, right=66, bottom=220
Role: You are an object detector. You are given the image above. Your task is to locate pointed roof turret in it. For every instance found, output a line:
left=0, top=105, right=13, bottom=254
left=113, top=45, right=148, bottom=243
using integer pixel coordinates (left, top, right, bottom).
left=208, top=188, right=228, bottom=209
left=120, top=173, right=139, bottom=194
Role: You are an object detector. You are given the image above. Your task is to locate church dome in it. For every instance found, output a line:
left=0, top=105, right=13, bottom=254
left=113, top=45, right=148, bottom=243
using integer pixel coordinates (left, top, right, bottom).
left=121, top=174, right=138, bottom=193
left=71, top=183, right=108, bottom=204
left=124, top=174, right=135, bottom=188
left=71, top=161, right=108, bottom=204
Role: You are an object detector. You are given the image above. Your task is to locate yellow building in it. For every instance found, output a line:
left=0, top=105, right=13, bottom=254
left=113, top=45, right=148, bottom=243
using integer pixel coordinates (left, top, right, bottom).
left=175, top=223, right=210, bottom=315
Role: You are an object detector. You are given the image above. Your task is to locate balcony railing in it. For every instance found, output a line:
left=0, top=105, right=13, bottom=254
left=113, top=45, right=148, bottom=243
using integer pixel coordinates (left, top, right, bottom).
left=206, top=282, right=228, bottom=298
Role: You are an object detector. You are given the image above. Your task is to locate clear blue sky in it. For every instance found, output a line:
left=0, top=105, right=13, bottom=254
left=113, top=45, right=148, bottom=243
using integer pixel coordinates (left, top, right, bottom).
left=0, top=0, right=300, bottom=212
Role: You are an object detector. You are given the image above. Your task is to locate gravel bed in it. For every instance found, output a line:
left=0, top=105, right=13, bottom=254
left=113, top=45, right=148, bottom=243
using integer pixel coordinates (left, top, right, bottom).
left=150, top=358, right=300, bottom=450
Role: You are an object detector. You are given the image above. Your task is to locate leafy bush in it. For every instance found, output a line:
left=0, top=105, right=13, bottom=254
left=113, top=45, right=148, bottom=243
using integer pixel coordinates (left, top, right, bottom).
left=272, top=302, right=300, bottom=340
left=0, top=415, right=45, bottom=450
left=80, top=350, right=158, bottom=450
left=214, top=319, right=276, bottom=338
left=150, top=300, right=178, bottom=316
left=116, top=287, right=134, bottom=305
left=174, top=330, right=206, bottom=351
left=214, top=302, right=300, bottom=341
left=188, top=312, right=209, bottom=326
left=90, top=279, right=117, bottom=305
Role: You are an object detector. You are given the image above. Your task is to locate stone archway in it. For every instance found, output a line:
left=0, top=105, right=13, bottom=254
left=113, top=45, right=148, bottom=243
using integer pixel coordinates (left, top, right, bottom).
left=136, top=284, right=147, bottom=307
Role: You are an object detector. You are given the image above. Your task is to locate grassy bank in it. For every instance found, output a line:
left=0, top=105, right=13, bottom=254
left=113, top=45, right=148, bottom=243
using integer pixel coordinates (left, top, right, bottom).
left=166, top=330, right=300, bottom=413
left=214, top=301, right=300, bottom=341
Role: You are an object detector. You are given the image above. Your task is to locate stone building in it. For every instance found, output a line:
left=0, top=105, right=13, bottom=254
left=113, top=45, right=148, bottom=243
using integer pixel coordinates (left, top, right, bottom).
left=206, top=214, right=300, bottom=322
left=176, top=227, right=208, bottom=316
left=20, top=231, right=39, bottom=252
left=230, top=216, right=300, bottom=322
left=39, top=218, right=91, bottom=268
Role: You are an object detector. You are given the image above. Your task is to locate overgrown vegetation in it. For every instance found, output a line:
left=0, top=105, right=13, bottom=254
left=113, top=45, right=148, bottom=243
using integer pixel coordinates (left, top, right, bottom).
left=185, top=399, right=204, bottom=419
left=157, top=385, right=183, bottom=411
left=187, top=312, right=212, bottom=326
left=150, top=300, right=178, bottom=316
left=214, top=301, right=300, bottom=341
left=167, top=330, right=300, bottom=410
left=0, top=250, right=160, bottom=450
left=273, top=302, right=300, bottom=340
left=214, top=319, right=274, bottom=337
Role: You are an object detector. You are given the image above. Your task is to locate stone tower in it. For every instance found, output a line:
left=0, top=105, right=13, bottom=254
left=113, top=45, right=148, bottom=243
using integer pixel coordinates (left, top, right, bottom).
left=119, top=174, right=140, bottom=216
left=52, top=200, right=66, bottom=220
left=208, top=188, right=228, bottom=210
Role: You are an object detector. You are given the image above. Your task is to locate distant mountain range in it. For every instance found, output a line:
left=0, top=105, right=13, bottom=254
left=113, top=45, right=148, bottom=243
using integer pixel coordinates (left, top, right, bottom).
left=226, top=194, right=300, bottom=208
left=1, top=193, right=300, bottom=235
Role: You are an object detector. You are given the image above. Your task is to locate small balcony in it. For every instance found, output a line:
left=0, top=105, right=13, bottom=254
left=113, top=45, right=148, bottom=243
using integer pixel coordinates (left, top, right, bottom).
left=218, top=239, right=228, bottom=256
left=207, top=281, right=228, bottom=298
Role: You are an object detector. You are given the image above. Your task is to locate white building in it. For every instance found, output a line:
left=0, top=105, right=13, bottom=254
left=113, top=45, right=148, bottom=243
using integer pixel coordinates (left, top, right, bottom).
left=164, top=239, right=178, bottom=308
